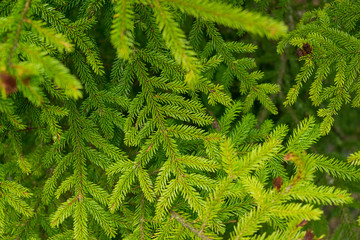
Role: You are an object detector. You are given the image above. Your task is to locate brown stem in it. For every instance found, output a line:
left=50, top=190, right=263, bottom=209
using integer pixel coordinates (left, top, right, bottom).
left=170, top=211, right=211, bottom=240
left=8, top=0, right=32, bottom=67
left=207, top=109, right=220, bottom=131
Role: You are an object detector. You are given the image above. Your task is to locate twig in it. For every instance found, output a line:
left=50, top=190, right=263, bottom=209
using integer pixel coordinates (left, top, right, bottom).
left=170, top=211, right=212, bottom=240
left=207, top=109, right=221, bottom=130
left=8, top=0, right=32, bottom=67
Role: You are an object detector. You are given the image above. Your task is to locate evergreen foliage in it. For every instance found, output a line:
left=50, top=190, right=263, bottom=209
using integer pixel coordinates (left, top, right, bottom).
left=0, top=0, right=359, bottom=239
left=278, top=0, right=360, bottom=135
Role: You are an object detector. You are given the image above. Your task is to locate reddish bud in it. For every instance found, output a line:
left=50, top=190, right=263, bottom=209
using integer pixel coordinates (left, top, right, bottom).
left=296, top=43, right=312, bottom=58
left=303, top=230, right=314, bottom=240
left=1, top=72, right=17, bottom=94
left=273, top=176, right=283, bottom=192
left=302, top=43, right=312, bottom=54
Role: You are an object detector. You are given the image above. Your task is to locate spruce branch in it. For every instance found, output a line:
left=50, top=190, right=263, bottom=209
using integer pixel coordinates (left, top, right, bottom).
left=165, top=0, right=287, bottom=39
left=7, top=0, right=32, bottom=67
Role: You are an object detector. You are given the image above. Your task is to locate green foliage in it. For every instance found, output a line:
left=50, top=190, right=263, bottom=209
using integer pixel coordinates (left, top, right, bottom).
left=278, top=0, right=360, bottom=135
left=0, top=0, right=359, bottom=239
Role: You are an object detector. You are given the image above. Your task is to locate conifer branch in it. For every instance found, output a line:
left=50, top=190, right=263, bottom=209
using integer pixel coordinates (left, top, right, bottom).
left=165, top=0, right=287, bottom=39
left=0, top=1, right=359, bottom=238
left=8, top=0, right=32, bottom=67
